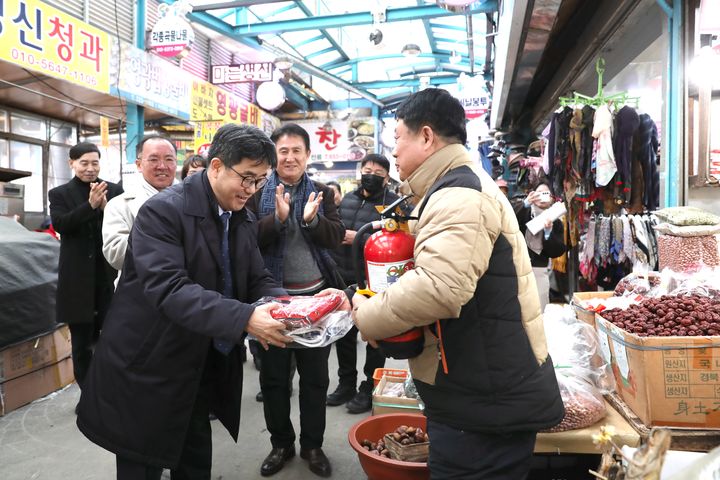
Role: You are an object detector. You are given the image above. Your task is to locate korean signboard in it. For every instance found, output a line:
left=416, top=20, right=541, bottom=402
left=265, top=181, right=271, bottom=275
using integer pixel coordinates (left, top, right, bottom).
left=0, top=0, right=110, bottom=93
left=110, top=39, right=191, bottom=120
left=190, top=79, right=280, bottom=153
left=296, top=119, right=376, bottom=165
left=149, top=3, right=194, bottom=58
left=211, top=63, right=274, bottom=84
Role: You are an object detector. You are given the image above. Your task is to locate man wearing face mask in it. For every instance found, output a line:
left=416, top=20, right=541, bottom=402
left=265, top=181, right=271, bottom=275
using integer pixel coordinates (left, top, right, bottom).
left=327, top=154, right=402, bottom=414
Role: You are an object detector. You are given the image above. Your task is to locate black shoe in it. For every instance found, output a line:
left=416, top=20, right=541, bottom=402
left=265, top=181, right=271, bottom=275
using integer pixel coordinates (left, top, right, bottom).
left=256, top=391, right=263, bottom=402
left=260, top=446, right=296, bottom=476
left=300, top=448, right=332, bottom=477
left=346, top=390, right=372, bottom=414
left=326, top=384, right=355, bottom=406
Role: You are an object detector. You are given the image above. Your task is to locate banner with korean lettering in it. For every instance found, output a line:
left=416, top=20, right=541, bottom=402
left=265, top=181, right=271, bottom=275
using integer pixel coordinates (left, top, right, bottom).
left=0, top=0, right=110, bottom=93
left=190, top=79, right=280, bottom=152
left=295, top=119, right=376, bottom=164
left=111, top=39, right=191, bottom=120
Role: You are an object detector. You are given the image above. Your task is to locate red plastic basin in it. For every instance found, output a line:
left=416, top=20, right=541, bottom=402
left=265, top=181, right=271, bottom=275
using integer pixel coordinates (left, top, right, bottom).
left=348, top=413, right=430, bottom=480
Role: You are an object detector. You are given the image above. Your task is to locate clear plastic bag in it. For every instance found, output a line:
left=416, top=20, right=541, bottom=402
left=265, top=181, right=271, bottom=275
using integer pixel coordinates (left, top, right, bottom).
left=542, top=372, right=607, bottom=433
left=251, top=293, right=353, bottom=348
left=614, top=270, right=662, bottom=297
left=544, top=304, right=615, bottom=393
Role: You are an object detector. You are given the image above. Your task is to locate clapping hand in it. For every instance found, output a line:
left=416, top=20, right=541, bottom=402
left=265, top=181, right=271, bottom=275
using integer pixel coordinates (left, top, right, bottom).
left=275, top=184, right=291, bottom=223
left=303, top=191, right=323, bottom=224
left=89, top=181, right=108, bottom=210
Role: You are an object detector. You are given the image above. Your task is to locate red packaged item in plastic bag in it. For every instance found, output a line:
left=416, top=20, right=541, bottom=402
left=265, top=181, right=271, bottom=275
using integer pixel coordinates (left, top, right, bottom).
left=270, top=293, right=344, bottom=330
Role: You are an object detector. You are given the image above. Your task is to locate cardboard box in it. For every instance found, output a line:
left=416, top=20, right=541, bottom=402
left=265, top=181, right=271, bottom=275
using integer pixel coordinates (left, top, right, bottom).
left=372, top=375, right=422, bottom=416
left=0, top=356, right=74, bottom=416
left=596, top=313, right=720, bottom=429
left=571, top=291, right=614, bottom=327
left=0, top=324, right=72, bottom=383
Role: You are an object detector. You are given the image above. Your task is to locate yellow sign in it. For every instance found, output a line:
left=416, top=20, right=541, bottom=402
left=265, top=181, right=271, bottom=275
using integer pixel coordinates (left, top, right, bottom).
left=100, top=116, right=110, bottom=147
left=0, top=0, right=110, bottom=93
left=190, top=79, right=279, bottom=152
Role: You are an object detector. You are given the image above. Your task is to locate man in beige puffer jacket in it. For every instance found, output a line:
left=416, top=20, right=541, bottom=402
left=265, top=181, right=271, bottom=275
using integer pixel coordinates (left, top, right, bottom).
left=349, top=89, right=563, bottom=479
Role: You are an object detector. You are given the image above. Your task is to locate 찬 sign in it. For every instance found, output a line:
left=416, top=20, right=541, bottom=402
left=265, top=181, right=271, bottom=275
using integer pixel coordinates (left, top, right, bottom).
left=149, top=3, right=194, bottom=58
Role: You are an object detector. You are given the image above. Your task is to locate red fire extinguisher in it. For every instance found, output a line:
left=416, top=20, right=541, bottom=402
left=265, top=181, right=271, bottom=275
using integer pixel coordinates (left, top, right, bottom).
left=353, top=196, right=424, bottom=359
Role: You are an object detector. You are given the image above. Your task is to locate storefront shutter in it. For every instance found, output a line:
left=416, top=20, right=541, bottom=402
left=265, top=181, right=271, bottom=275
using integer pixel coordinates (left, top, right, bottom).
left=88, top=0, right=134, bottom=43
left=42, top=0, right=84, bottom=19
left=180, top=32, right=210, bottom=81
left=209, top=42, right=253, bottom=102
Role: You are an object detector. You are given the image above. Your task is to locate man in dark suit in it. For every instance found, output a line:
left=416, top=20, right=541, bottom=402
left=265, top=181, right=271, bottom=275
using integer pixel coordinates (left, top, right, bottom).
left=76, top=124, right=292, bottom=479
left=246, top=123, right=344, bottom=478
left=49, top=142, right=123, bottom=398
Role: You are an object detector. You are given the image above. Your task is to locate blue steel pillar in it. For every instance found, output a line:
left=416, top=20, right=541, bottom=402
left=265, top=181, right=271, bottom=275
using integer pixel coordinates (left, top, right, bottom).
left=125, top=0, right=146, bottom=164
left=659, top=0, right=682, bottom=207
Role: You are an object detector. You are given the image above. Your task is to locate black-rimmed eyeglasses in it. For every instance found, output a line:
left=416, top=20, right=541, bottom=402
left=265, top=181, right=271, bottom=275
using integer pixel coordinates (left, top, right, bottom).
left=226, top=166, right=268, bottom=189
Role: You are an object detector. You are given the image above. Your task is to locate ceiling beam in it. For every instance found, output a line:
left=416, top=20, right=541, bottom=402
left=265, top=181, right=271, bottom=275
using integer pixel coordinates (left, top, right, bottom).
left=291, top=1, right=350, bottom=63
left=355, top=76, right=458, bottom=89
left=192, top=0, right=287, bottom=12
left=231, top=2, right=498, bottom=36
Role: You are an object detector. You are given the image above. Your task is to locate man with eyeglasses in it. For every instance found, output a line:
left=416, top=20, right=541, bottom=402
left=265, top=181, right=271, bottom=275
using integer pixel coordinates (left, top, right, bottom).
left=246, top=123, right=344, bottom=478
left=102, top=135, right=178, bottom=273
left=77, top=124, right=293, bottom=479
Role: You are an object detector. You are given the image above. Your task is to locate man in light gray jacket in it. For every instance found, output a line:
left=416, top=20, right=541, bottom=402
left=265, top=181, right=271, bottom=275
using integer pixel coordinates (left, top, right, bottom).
left=102, top=135, right=177, bottom=270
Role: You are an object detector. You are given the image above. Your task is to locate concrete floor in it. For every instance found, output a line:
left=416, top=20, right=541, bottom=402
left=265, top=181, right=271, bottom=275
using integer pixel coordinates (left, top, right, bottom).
left=0, top=340, right=404, bottom=480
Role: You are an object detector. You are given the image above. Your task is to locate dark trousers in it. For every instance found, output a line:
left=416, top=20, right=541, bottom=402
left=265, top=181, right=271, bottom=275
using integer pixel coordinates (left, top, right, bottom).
left=427, top=419, right=536, bottom=480
left=68, top=322, right=100, bottom=388
left=259, top=344, right=331, bottom=450
left=116, top=380, right=213, bottom=480
left=335, top=326, right=385, bottom=393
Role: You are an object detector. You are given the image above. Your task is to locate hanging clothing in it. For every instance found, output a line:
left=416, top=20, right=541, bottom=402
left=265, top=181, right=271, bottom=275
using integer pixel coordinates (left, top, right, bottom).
left=636, top=114, right=660, bottom=211
left=592, top=105, right=617, bottom=187
left=613, top=106, right=640, bottom=203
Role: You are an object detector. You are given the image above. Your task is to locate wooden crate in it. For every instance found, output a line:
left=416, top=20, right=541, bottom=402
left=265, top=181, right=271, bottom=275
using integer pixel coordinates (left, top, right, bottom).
left=384, top=433, right=429, bottom=463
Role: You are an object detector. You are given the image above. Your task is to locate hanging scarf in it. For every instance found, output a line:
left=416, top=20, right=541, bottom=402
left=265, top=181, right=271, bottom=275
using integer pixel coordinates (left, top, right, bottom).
left=257, top=171, right=340, bottom=287
left=621, top=215, right=636, bottom=264
left=598, top=216, right=612, bottom=265
left=592, top=105, right=617, bottom=187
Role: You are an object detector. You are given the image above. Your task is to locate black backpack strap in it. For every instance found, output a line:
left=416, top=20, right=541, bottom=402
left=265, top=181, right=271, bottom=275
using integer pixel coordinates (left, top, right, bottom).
left=417, top=165, right=482, bottom=220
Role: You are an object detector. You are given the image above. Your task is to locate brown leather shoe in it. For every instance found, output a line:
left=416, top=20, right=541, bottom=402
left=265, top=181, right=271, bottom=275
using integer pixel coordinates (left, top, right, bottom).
left=300, top=448, right=332, bottom=477
left=260, top=446, right=295, bottom=476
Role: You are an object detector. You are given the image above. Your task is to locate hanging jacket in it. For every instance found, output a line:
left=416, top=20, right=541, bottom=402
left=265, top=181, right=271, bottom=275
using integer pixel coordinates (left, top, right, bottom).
left=355, top=144, right=564, bottom=433
left=636, top=114, right=660, bottom=211
left=613, top=106, right=640, bottom=203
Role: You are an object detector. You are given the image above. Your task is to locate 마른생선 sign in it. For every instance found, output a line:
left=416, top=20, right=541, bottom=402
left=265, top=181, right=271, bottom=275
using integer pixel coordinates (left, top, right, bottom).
left=211, top=63, right=274, bottom=84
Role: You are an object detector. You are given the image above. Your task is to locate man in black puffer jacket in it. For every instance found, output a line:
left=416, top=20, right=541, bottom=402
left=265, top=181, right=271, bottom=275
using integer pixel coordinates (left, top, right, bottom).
left=326, top=154, right=401, bottom=413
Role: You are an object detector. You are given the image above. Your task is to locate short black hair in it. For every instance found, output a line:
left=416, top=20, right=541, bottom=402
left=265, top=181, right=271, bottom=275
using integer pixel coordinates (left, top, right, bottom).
left=361, top=153, right=390, bottom=173
left=69, top=142, right=100, bottom=160
left=270, top=123, right=310, bottom=151
left=207, top=124, right=277, bottom=168
left=136, top=135, right=176, bottom=158
left=325, top=181, right=341, bottom=192
left=181, top=154, right=208, bottom=179
left=395, top=89, right=467, bottom=145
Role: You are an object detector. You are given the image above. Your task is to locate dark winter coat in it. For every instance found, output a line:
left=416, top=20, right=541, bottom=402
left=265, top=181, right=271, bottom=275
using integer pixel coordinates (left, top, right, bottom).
left=514, top=203, right=567, bottom=268
left=76, top=172, right=284, bottom=467
left=331, top=187, right=401, bottom=286
left=49, top=176, right=123, bottom=325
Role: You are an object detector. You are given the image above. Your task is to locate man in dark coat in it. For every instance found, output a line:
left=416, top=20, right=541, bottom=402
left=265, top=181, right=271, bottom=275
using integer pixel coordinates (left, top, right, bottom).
left=327, top=154, right=401, bottom=414
left=76, top=124, right=292, bottom=479
left=246, top=123, right=344, bottom=478
left=48, top=142, right=123, bottom=395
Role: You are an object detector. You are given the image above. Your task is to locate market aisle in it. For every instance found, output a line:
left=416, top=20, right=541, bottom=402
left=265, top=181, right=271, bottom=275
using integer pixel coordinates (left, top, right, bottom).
left=0, top=340, right=402, bottom=479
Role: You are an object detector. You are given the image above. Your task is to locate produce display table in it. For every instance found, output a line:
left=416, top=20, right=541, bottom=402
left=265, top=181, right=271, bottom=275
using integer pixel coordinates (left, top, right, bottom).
left=606, top=392, right=720, bottom=452
left=535, top=400, right=640, bottom=454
